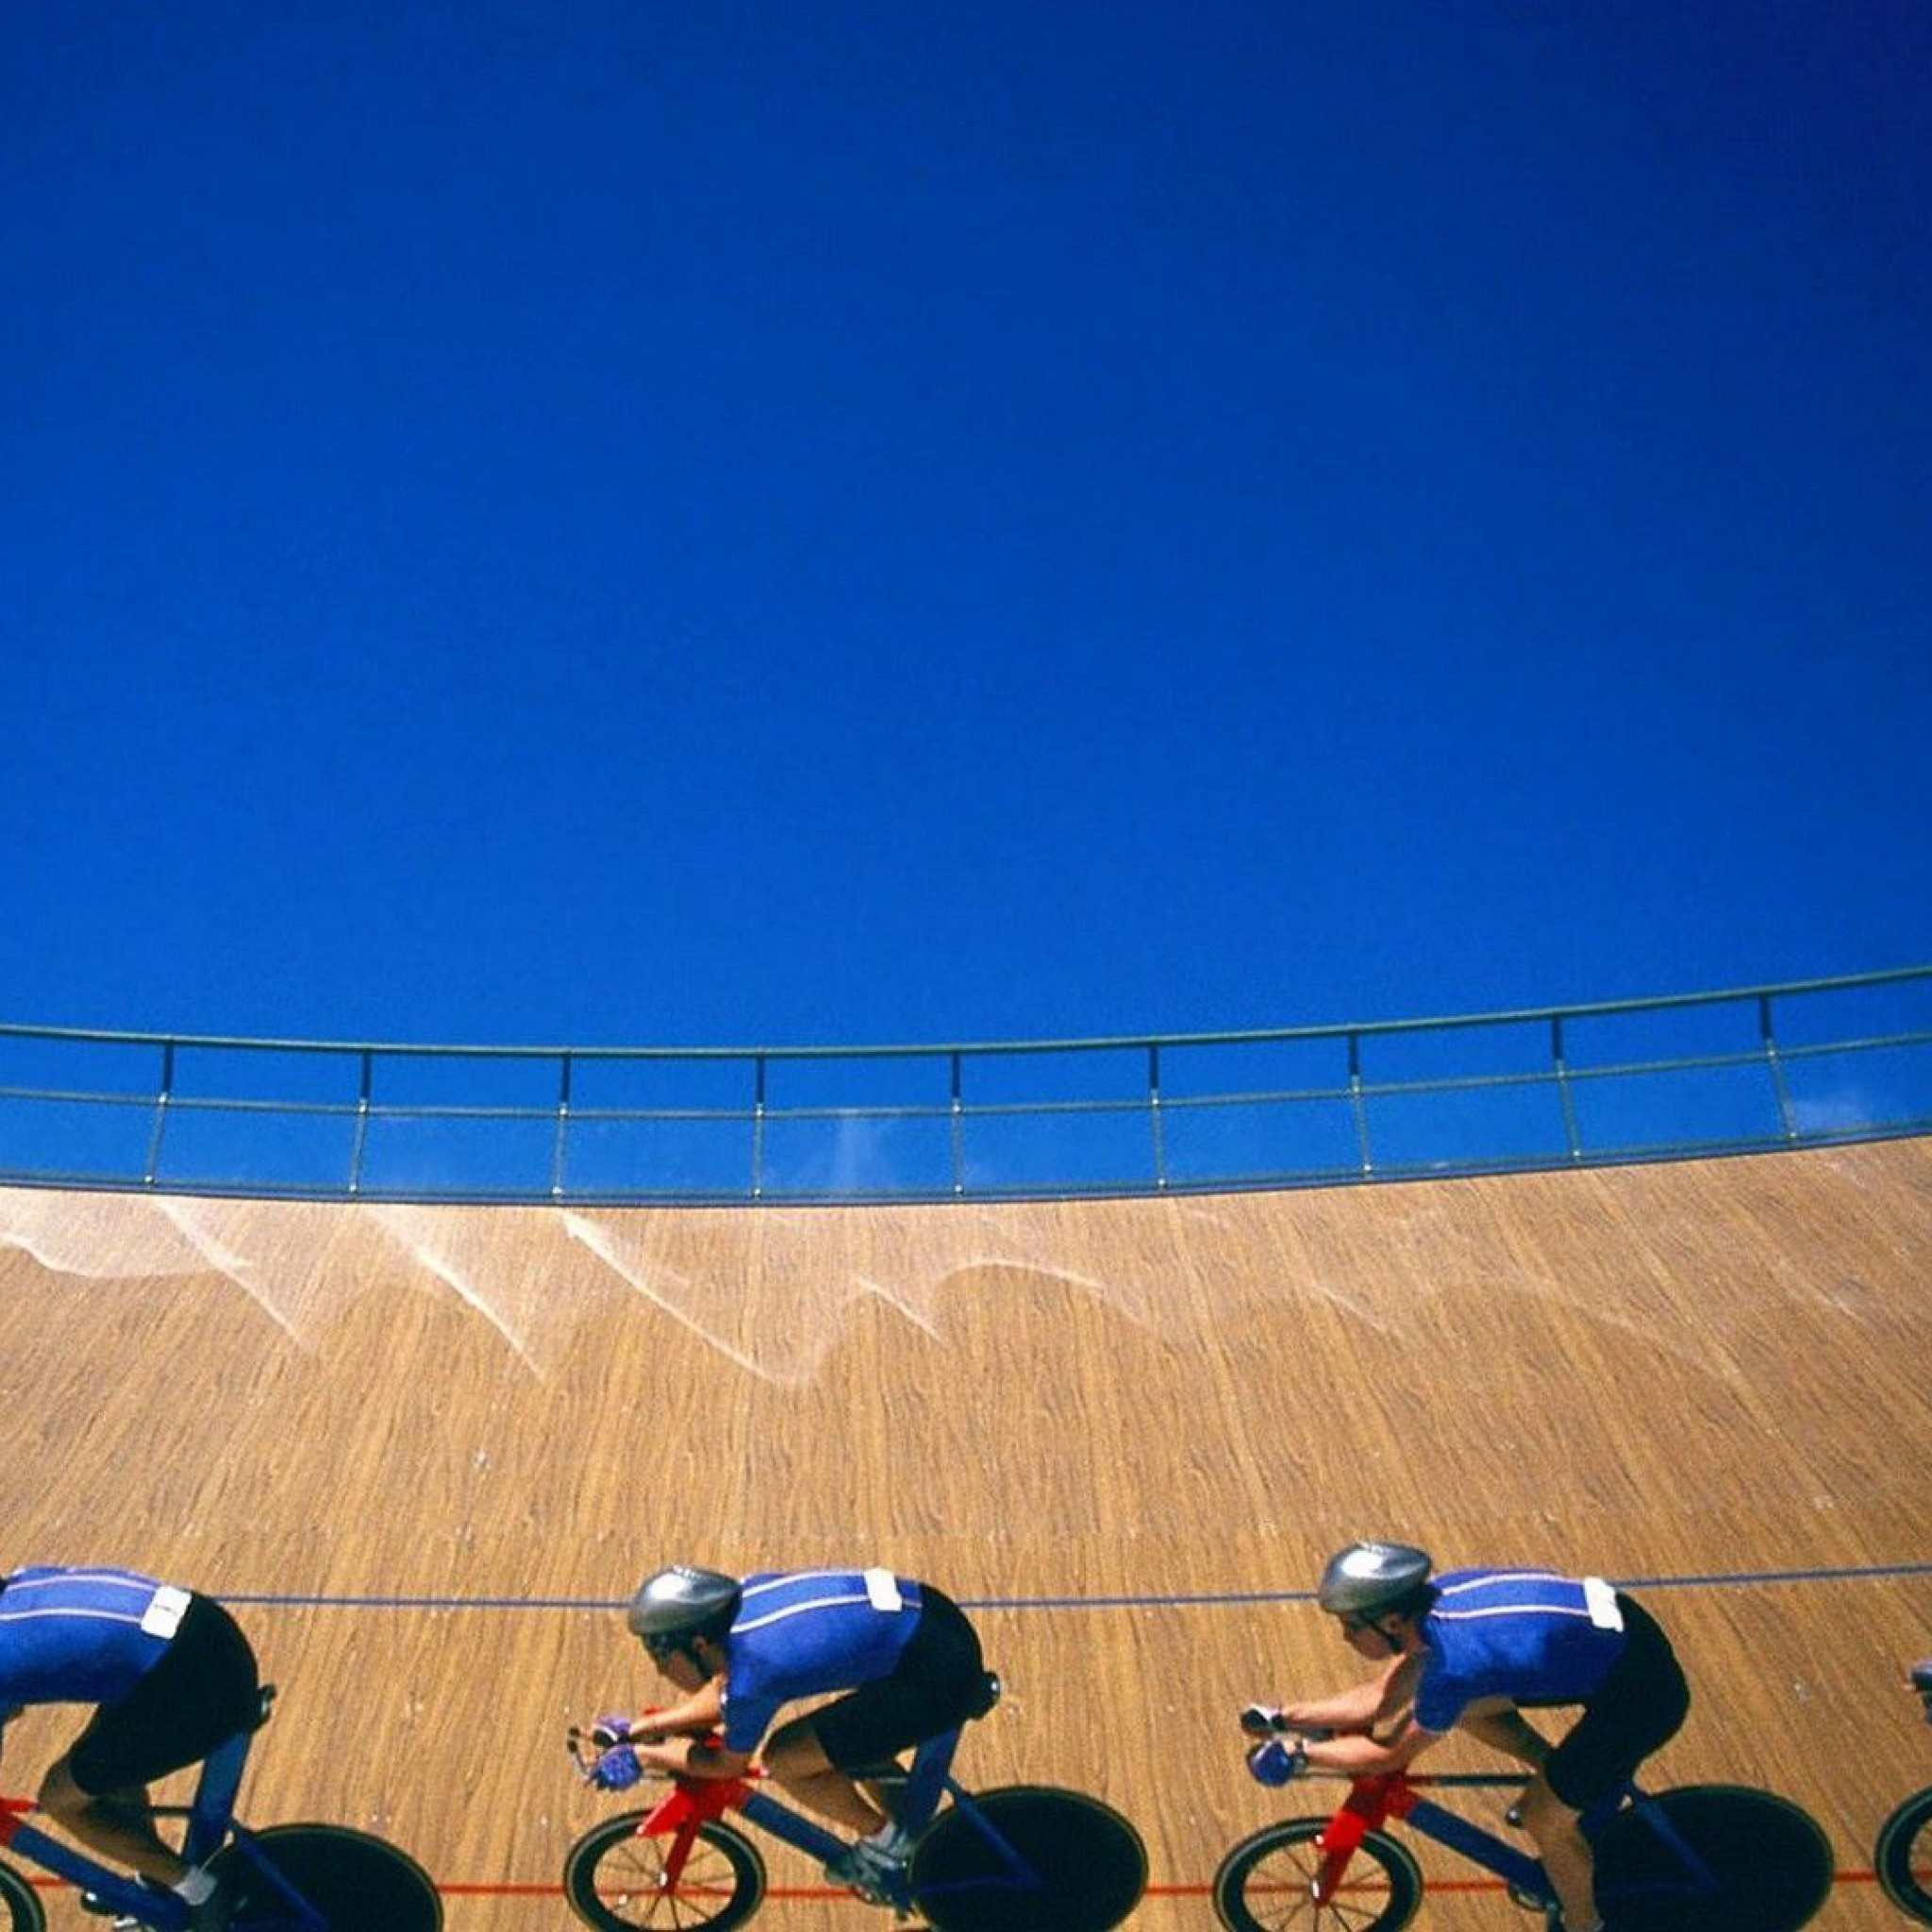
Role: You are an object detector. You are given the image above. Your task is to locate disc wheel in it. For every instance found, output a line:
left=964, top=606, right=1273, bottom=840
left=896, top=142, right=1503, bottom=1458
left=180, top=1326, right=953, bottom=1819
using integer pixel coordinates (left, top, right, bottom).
left=908, top=1784, right=1146, bottom=1932
left=209, top=1823, right=441, bottom=1932
left=1593, top=1784, right=1833, bottom=1932
left=563, top=1812, right=765, bottom=1932
left=1876, top=1786, right=1932, bottom=1924
left=0, top=1863, right=44, bottom=1932
left=1212, top=1816, right=1422, bottom=1932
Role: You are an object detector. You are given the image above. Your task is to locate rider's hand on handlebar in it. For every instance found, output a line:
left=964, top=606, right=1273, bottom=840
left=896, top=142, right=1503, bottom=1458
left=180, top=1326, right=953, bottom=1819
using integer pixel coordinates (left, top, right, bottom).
left=589, top=1714, right=634, bottom=1749
left=1240, top=1704, right=1292, bottom=1737
left=590, top=1743, right=645, bottom=1791
left=1245, top=1737, right=1307, bottom=1787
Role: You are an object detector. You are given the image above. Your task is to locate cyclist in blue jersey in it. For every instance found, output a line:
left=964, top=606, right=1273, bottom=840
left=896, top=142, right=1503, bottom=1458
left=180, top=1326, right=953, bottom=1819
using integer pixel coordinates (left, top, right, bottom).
left=0, top=1566, right=260, bottom=1929
left=1241, top=1541, right=1689, bottom=1932
left=582, top=1564, right=991, bottom=1901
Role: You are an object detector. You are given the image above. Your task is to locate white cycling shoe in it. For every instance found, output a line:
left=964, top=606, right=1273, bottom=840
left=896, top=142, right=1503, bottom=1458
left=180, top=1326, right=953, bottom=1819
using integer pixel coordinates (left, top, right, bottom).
left=824, top=1822, right=914, bottom=1905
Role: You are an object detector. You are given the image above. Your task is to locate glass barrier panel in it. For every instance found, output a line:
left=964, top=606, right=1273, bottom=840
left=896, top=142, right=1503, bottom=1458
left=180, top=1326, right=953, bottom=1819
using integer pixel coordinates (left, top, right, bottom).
left=1361, top=1075, right=1572, bottom=1174
left=758, top=1109, right=956, bottom=1200
left=558, top=1111, right=758, bottom=1201
left=1158, top=1092, right=1362, bottom=1187
left=149, top=1100, right=360, bottom=1193
left=1567, top=1059, right=1787, bottom=1159
left=0, top=1092, right=156, bottom=1186
left=1781, top=1041, right=1932, bottom=1139
left=357, top=1110, right=558, bottom=1199
left=958, top=1100, right=1158, bottom=1195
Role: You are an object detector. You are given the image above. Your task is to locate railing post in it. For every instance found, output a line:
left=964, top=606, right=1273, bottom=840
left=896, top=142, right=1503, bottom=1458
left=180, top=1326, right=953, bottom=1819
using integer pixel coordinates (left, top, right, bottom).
left=751, top=1055, right=767, bottom=1201
left=1148, top=1042, right=1167, bottom=1190
left=348, top=1049, right=373, bottom=1195
left=1348, top=1032, right=1373, bottom=1176
left=551, top=1052, right=573, bottom=1199
left=142, top=1040, right=175, bottom=1188
left=1760, top=993, right=1797, bottom=1141
left=949, top=1052, right=965, bottom=1197
left=1553, top=1014, right=1583, bottom=1161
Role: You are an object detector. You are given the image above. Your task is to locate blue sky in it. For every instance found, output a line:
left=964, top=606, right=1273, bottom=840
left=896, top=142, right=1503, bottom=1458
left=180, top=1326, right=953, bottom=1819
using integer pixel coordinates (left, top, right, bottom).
left=6, top=0, right=1929, bottom=1052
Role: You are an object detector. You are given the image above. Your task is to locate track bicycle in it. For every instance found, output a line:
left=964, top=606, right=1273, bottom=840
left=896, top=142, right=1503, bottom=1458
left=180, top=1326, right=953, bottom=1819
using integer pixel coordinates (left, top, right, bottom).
left=562, top=1673, right=1146, bottom=1932
left=1214, top=1746, right=1833, bottom=1932
left=0, top=1688, right=440, bottom=1932
left=1875, top=1659, right=1932, bottom=1923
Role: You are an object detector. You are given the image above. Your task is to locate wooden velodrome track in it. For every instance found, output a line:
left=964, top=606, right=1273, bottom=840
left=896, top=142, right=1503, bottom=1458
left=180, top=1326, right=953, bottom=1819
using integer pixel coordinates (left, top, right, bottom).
left=0, top=1136, right=1928, bottom=1929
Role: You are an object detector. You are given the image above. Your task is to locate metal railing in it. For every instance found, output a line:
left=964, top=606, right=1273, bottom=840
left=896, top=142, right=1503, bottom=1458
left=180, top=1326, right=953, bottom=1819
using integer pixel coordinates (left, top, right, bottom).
left=0, top=966, right=1927, bottom=1205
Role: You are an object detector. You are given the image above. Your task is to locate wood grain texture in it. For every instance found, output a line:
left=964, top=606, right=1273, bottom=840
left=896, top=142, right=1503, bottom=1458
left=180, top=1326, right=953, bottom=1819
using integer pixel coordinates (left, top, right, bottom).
left=0, top=1137, right=1926, bottom=1926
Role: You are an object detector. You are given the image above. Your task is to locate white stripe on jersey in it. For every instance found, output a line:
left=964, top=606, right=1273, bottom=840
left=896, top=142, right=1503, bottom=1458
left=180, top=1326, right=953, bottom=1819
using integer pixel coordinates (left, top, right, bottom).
left=734, top=1591, right=877, bottom=1634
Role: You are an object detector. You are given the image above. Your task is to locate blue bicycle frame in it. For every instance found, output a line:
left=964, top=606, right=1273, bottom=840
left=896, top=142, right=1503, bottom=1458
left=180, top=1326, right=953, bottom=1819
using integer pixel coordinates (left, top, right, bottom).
left=1330, top=1769, right=1722, bottom=1909
left=0, top=1705, right=328, bottom=1932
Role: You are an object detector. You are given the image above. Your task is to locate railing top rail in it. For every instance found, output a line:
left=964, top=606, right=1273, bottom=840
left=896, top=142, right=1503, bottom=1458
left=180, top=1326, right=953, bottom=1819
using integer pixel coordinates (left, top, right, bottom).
left=3, top=964, right=1927, bottom=1063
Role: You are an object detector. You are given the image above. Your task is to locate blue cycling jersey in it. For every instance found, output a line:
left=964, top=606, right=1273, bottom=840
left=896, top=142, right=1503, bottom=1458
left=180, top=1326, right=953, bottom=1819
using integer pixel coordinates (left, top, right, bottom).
left=1413, top=1568, right=1627, bottom=1734
left=719, top=1570, right=924, bottom=1752
left=0, top=1568, right=187, bottom=1706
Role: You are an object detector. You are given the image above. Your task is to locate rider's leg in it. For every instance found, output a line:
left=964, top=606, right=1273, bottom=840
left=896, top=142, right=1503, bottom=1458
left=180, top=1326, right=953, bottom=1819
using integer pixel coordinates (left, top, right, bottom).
left=761, top=1716, right=891, bottom=1836
left=37, top=1757, right=188, bottom=1888
left=1458, top=1706, right=1552, bottom=1770
left=1514, top=1775, right=1603, bottom=1932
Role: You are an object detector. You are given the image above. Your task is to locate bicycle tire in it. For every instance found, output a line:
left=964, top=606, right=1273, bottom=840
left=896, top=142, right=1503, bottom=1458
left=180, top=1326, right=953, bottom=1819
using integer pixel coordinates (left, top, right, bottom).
left=208, top=1824, right=441, bottom=1932
left=908, top=1784, right=1146, bottom=1932
left=1592, top=1784, right=1833, bottom=1932
left=1212, top=1816, right=1423, bottom=1932
left=1876, top=1785, right=1932, bottom=1924
left=0, top=1863, right=44, bottom=1932
left=563, top=1812, right=766, bottom=1932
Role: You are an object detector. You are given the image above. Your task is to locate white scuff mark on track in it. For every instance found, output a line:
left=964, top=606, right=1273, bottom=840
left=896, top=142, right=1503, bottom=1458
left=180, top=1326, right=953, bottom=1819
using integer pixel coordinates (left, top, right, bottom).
left=370, top=1206, right=543, bottom=1374
left=0, top=1190, right=205, bottom=1279
left=0, top=1228, right=75, bottom=1272
left=1303, top=1275, right=1403, bottom=1335
left=562, top=1211, right=808, bottom=1385
left=852, top=1274, right=942, bottom=1336
left=153, top=1197, right=310, bottom=1349
left=1490, top=1267, right=1749, bottom=1388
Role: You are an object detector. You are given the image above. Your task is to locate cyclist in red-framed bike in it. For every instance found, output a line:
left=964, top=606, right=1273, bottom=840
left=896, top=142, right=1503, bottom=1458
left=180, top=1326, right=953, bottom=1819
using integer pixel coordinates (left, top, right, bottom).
left=579, top=1564, right=993, bottom=1902
left=0, top=1565, right=261, bottom=1929
left=1247, top=1542, right=1690, bottom=1932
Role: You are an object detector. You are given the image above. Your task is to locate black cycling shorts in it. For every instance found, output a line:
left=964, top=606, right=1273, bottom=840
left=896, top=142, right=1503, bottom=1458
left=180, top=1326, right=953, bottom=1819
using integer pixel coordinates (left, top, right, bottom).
left=1544, top=1593, right=1690, bottom=1810
left=69, top=1595, right=261, bottom=1795
left=810, top=1587, right=987, bottom=1773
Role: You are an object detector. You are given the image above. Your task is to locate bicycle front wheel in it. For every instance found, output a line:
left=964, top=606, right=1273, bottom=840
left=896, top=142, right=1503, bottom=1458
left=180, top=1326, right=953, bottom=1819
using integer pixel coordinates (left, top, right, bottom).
left=1213, top=1817, right=1422, bottom=1932
left=0, top=1862, right=45, bottom=1932
left=908, top=1785, right=1146, bottom=1932
left=1593, top=1784, right=1833, bottom=1932
left=563, top=1813, right=766, bottom=1932
left=209, top=1824, right=441, bottom=1932
left=1877, top=1785, right=1932, bottom=1924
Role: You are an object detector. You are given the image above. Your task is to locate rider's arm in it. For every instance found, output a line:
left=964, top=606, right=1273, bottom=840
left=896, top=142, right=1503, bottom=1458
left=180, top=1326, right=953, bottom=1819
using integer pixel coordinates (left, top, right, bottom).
left=1295, top=1656, right=1434, bottom=1774
left=1301, top=1713, right=1438, bottom=1777
left=635, top=1732, right=755, bottom=1782
left=631, top=1677, right=727, bottom=1740
left=1282, top=1653, right=1411, bottom=1735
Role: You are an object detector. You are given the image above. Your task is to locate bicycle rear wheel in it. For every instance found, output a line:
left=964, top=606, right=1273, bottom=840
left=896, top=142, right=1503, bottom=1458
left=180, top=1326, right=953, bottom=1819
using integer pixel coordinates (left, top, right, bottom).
left=210, top=1824, right=441, bottom=1932
left=563, top=1813, right=765, bottom=1932
left=1876, top=1786, right=1932, bottom=1924
left=908, top=1785, right=1146, bottom=1932
left=1212, top=1817, right=1422, bottom=1932
left=1593, top=1784, right=1832, bottom=1932
left=0, top=1863, right=44, bottom=1932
